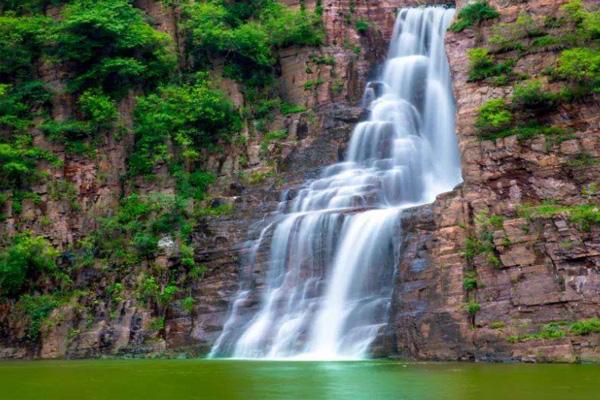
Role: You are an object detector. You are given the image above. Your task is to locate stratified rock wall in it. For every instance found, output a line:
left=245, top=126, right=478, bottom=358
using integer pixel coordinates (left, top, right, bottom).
left=390, top=0, right=600, bottom=362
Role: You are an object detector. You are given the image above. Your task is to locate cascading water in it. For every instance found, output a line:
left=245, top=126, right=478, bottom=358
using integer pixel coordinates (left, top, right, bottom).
left=210, top=6, right=462, bottom=360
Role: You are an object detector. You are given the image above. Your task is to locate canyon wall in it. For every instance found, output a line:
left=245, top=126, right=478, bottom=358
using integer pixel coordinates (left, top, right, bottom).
left=1, top=0, right=599, bottom=362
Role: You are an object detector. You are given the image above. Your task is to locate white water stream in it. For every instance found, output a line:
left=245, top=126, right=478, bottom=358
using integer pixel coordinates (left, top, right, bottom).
left=210, top=6, right=461, bottom=360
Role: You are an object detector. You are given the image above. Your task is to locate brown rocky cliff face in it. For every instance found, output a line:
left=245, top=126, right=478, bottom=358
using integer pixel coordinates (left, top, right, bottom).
left=0, top=0, right=398, bottom=359
left=389, top=0, right=600, bottom=362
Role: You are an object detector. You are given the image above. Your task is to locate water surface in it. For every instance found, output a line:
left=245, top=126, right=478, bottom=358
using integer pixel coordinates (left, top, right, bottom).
left=2, top=359, right=597, bottom=400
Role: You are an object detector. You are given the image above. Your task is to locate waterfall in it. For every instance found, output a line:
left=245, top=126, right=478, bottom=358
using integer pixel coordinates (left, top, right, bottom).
left=209, top=6, right=462, bottom=360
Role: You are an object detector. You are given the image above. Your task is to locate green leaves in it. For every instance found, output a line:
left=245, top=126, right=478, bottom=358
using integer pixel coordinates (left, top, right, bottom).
left=0, top=233, right=60, bottom=297
left=0, top=15, right=51, bottom=81
left=130, top=79, right=242, bottom=176
left=449, top=1, right=499, bottom=32
left=476, top=99, right=513, bottom=134
left=54, top=0, right=175, bottom=97
left=183, top=0, right=323, bottom=86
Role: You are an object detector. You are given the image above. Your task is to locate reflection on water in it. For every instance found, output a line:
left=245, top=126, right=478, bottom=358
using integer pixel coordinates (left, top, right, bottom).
left=0, top=359, right=598, bottom=400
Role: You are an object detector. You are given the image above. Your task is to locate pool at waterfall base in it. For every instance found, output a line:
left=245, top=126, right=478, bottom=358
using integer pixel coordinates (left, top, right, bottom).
left=2, top=359, right=598, bottom=400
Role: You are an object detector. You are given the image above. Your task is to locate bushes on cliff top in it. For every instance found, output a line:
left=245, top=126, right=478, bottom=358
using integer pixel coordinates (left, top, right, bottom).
left=183, top=0, right=323, bottom=86
left=129, top=76, right=242, bottom=176
left=52, top=0, right=176, bottom=97
left=449, top=1, right=499, bottom=32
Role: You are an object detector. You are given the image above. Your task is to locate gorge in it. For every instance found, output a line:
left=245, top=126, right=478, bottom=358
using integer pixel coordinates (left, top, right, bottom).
left=0, top=0, right=599, bottom=366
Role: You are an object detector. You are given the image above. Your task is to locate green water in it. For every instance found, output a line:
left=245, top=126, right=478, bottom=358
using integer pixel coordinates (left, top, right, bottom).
left=1, top=359, right=598, bottom=400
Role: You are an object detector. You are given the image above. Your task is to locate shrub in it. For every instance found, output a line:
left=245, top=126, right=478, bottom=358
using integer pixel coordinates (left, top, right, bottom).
left=518, top=203, right=600, bottom=231
left=189, top=264, right=207, bottom=280
left=130, top=78, right=242, bottom=175
left=0, top=141, right=58, bottom=191
left=92, top=193, right=194, bottom=266
left=489, top=13, right=545, bottom=53
left=0, top=15, right=51, bottom=82
left=13, top=294, right=61, bottom=340
left=569, top=318, right=600, bottom=335
left=476, top=99, right=512, bottom=135
left=463, top=272, right=478, bottom=291
left=449, top=1, right=499, bottom=32
left=555, top=48, right=600, bottom=91
left=181, top=296, right=195, bottom=313
left=261, top=2, right=324, bottom=48
left=172, top=167, right=216, bottom=201
left=53, top=0, right=176, bottom=97
left=512, top=80, right=559, bottom=111
left=0, top=233, right=60, bottom=296
left=467, top=48, right=515, bottom=83
left=355, top=19, right=369, bottom=34
left=78, top=89, right=117, bottom=131
left=183, top=0, right=323, bottom=86
left=465, top=301, right=481, bottom=315
left=280, top=102, right=307, bottom=115
left=260, top=129, right=288, bottom=153
left=0, top=1, right=66, bottom=15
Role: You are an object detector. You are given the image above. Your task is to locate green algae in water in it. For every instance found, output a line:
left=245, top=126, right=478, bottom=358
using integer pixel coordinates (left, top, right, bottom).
left=0, top=360, right=598, bottom=400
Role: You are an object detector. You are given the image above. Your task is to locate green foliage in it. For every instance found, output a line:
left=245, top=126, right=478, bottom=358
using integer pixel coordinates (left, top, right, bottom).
left=78, top=89, right=117, bottom=131
left=0, top=0, right=65, bottom=15
left=188, top=264, right=207, bottom=280
left=355, top=19, right=369, bottom=34
left=518, top=203, right=600, bottom=231
left=260, top=129, right=288, bottom=153
left=194, top=203, right=234, bottom=218
left=130, top=78, right=242, bottom=176
left=179, top=243, right=195, bottom=269
left=463, top=272, right=478, bottom=291
left=467, top=48, right=515, bottom=83
left=309, top=54, right=335, bottom=65
left=304, top=77, right=324, bottom=90
left=181, top=296, right=195, bottom=313
left=52, top=0, right=175, bottom=97
left=106, top=282, right=124, bottom=304
left=92, top=193, right=194, bottom=265
left=569, top=318, right=600, bottom=335
left=489, top=321, right=505, bottom=329
left=183, top=0, right=323, bottom=87
left=280, top=102, right=307, bottom=115
left=555, top=48, right=600, bottom=90
left=449, top=1, right=499, bottom=32
left=512, top=80, right=559, bottom=111
left=0, top=139, right=58, bottom=191
left=0, top=81, right=52, bottom=133
left=567, top=153, right=599, bottom=168
left=465, top=301, right=481, bottom=315
left=476, top=99, right=512, bottom=134
left=0, top=15, right=50, bottom=82
left=13, top=294, right=62, bottom=340
left=488, top=12, right=545, bottom=53
left=510, top=318, right=600, bottom=342
left=0, top=233, right=60, bottom=297
left=463, top=212, right=503, bottom=268
left=172, top=166, right=216, bottom=201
